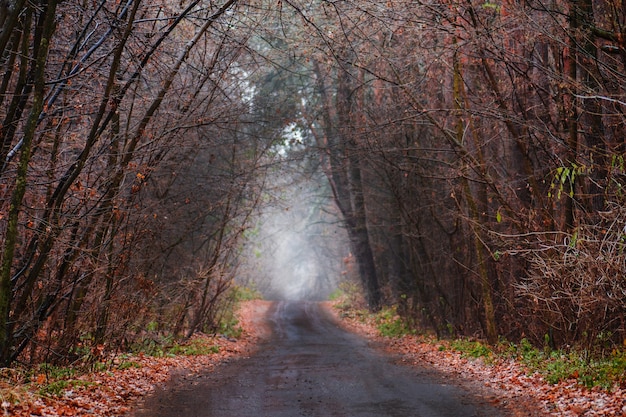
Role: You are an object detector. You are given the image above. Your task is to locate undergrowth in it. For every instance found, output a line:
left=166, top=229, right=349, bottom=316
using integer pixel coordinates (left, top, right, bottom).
left=130, top=284, right=262, bottom=356
left=507, top=338, right=626, bottom=389
left=10, top=336, right=223, bottom=399
left=4, top=335, right=223, bottom=400
left=37, top=378, right=94, bottom=397
left=0, top=359, right=139, bottom=401
left=335, top=300, right=626, bottom=391
left=375, top=306, right=416, bottom=338
left=442, top=337, right=626, bottom=389
left=0, top=286, right=264, bottom=404
left=166, top=339, right=220, bottom=356
left=215, top=284, right=262, bottom=339
left=328, top=282, right=365, bottom=312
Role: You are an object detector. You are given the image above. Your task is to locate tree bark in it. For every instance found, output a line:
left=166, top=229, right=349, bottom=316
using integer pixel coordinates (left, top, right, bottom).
left=310, top=62, right=381, bottom=311
left=453, top=47, right=497, bottom=344
left=0, top=0, right=59, bottom=366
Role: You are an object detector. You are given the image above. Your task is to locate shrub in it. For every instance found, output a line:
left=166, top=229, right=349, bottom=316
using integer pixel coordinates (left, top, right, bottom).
left=375, top=307, right=415, bottom=338
left=450, top=339, right=492, bottom=359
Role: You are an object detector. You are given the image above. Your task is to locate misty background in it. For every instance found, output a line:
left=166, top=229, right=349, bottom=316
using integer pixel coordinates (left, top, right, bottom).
left=238, top=167, right=350, bottom=302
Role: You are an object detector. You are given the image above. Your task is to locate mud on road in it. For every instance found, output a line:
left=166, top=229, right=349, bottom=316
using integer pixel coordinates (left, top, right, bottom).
left=131, top=301, right=504, bottom=417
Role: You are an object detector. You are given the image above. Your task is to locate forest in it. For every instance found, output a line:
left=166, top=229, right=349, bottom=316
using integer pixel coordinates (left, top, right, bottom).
left=0, top=0, right=625, bottom=368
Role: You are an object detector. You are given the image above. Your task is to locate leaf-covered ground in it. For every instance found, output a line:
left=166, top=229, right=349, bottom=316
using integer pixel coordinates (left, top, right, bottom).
left=332, top=305, right=626, bottom=417
left=1, top=300, right=624, bottom=416
left=0, top=301, right=272, bottom=417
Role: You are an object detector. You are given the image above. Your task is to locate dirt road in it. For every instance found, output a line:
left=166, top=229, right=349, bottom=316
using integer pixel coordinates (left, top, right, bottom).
left=131, top=301, right=503, bottom=417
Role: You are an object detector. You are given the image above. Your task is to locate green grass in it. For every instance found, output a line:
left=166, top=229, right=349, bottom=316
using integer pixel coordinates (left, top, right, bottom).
left=129, top=334, right=221, bottom=357
left=335, top=302, right=626, bottom=390
left=117, top=360, right=142, bottom=370
left=511, top=340, right=626, bottom=389
left=217, top=314, right=243, bottom=339
left=375, top=307, right=416, bottom=338
left=230, top=284, right=263, bottom=301
left=453, top=337, right=626, bottom=390
left=167, top=340, right=220, bottom=356
left=30, top=363, right=76, bottom=381
left=450, top=339, right=492, bottom=359
left=327, top=288, right=345, bottom=301
left=37, top=379, right=94, bottom=397
left=328, top=282, right=364, bottom=311
left=129, top=334, right=174, bottom=357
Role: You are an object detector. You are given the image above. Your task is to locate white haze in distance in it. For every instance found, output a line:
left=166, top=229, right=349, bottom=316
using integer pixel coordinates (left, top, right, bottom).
left=242, top=182, right=347, bottom=301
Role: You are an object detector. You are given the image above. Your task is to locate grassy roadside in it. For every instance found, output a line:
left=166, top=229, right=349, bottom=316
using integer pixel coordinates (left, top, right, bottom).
left=0, top=333, right=239, bottom=416
left=446, top=337, right=626, bottom=390
left=331, top=296, right=626, bottom=392
left=0, top=286, right=263, bottom=416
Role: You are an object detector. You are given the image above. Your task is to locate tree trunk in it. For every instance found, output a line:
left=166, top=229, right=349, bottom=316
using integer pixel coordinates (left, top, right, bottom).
left=453, top=48, right=498, bottom=344
left=310, top=62, right=381, bottom=311
left=572, top=0, right=606, bottom=214
left=0, top=0, right=58, bottom=366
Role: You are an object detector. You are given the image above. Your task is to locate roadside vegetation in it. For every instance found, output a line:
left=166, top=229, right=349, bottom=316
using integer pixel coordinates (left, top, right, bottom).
left=331, top=288, right=626, bottom=415
left=0, top=287, right=262, bottom=416
left=448, top=338, right=626, bottom=390
left=332, top=287, right=626, bottom=392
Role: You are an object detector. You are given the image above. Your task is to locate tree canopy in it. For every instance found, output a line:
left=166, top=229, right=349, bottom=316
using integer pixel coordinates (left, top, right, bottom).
left=1, top=0, right=625, bottom=366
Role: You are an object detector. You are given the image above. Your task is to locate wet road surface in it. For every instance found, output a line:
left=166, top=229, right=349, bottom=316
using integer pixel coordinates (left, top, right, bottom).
left=132, top=301, right=502, bottom=417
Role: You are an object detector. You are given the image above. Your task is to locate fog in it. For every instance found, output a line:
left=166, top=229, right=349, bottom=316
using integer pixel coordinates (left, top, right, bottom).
left=240, top=178, right=349, bottom=301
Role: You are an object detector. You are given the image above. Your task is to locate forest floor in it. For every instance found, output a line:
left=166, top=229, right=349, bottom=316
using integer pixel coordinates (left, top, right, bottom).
left=1, top=299, right=624, bottom=416
left=0, top=301, right=270, bottom=417
left=332, top=305, right=626, bottom=417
